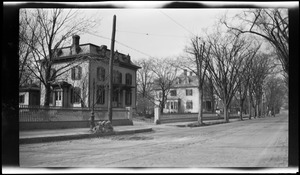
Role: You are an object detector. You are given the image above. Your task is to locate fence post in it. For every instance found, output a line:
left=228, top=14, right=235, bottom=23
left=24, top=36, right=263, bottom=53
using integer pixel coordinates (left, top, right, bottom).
left=126, top=107, right=132, bottom=121
left=154, top=107, right=161, bottom=124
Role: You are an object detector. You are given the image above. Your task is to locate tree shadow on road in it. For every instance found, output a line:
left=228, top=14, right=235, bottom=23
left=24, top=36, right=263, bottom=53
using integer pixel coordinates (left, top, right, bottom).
left=176, top=121, right=228, bottom=128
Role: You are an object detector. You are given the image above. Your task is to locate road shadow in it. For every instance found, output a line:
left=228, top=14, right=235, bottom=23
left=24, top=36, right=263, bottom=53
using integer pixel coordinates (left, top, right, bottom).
left=111, top=135, right=154, bottom=141
left=175, top=121, right=234, bottom=128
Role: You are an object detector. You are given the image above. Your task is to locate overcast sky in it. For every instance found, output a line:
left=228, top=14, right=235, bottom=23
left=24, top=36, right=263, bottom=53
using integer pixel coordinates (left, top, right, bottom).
left=14, top=0, right=295, bottom=62
left=77, top=8, right=243, bottom=61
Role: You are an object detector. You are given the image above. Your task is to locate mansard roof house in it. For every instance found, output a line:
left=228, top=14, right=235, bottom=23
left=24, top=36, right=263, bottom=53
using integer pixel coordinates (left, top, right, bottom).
left=40, top=35, right=140, bottom=109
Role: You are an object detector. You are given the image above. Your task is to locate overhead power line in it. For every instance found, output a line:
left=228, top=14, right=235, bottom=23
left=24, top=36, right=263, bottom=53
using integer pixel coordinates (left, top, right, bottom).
left=158, top=10, right=196, bottom=37
left=86, top=31, right=155, bottom=59
left=116, top=30, right=187, bottom=38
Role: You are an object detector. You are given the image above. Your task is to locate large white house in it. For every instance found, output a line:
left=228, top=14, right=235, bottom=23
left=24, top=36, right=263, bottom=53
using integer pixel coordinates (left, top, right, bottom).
left=40, top=35, right=140, bottom=109
left=154, top=70, right=215, bottom=113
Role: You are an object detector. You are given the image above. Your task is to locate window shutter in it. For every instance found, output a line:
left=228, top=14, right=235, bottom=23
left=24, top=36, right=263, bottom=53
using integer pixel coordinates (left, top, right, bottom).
left=71, top=68, right=75, bottom=80
left=78, top=66, right=82, bottom=80
left=102, top=68, right=105, bottom=81
left=97, top=67, right=100, bottom=81
left=119, top=72, right=122, bottom=84
left=102, top=88, right=105, bottom=104
left=70, top=88, right=73, bottom=103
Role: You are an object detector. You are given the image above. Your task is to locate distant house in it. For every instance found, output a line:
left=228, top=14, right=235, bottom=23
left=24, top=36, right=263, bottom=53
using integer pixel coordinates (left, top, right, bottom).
left=154, top=69, right=215, bottom=113
left=40, top=35, right=140, bottom=109
left=19, top=84, right=40, bottom=106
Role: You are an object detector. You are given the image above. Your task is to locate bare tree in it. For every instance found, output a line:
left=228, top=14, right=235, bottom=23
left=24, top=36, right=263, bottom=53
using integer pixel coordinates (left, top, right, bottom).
left=223, top=9, right=289, bottom=80
left=20, top=9, right=98, bottom=106
left=134, top=58, right=155, bottom=116
left=248, top=53, right=276, bottom=118
left=151, top=58, right=178, bottom=113
left=206, top=32, right=260, bottom=123
left=174, top=36, right=211, bottom=125
left=236, top=59, right=253, bottom=121
left=19, top=9, right=39, bottom=87
left=264, top=75, right=287, bottom=117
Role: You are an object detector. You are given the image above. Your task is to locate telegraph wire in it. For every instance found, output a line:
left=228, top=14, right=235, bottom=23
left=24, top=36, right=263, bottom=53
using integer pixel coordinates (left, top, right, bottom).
left=116, top=29, right=187, bottom=38
left=115, top=40, right=154, bottom=59
left=158, top=10, right=196, bottom=37
left=85, top=31, right=155, bottom=59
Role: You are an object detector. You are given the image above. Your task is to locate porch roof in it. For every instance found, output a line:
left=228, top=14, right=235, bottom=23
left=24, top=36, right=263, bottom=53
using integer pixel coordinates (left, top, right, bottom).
left=112, top=83, right=135, bottom=91
left=50, top=81, right=72, bottom=88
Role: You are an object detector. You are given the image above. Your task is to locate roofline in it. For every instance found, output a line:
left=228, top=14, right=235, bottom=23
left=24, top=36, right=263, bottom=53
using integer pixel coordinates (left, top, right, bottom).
left=19, top=88, right=40, bottom=92
left=153, top=85, right=198, bottom=91
left=58, top=43, right=102, bottom=50
left=119, top=62, right=141, bottom=70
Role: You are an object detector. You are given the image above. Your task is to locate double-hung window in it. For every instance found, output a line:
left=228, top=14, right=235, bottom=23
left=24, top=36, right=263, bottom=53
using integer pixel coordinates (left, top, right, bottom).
left=186, top=89, right=193, bottom=96
left=71, top=66, right=82, bottom=80
left=71, top=87, right=81, bottom=104
left=170, top=90, right=177, bottom=96
left=186, top=101, right=193, bottom=109
left=96, top=85, right=105, bottom=104
left=125, top=73, right=132, bottom=85
left=97, top=67, right=106, bottom=81
left=19, top=95, right=25, bottom=103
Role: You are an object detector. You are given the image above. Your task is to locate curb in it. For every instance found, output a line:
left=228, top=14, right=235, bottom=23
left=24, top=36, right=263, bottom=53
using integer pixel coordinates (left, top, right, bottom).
left=20, top=128, right=153, bottom=144
left=175, top=117, right=249, bottom=127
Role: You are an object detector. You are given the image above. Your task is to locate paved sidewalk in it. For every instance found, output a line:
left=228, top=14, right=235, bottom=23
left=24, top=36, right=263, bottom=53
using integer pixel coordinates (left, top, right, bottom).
left=19, top=117, right=250, bottom=144
left=20, top=125, right=153, bottom=144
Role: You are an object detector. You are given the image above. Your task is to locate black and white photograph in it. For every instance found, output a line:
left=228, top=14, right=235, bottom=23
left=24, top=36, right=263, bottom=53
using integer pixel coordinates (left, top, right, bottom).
left=2, top=1, right=299, bottom=174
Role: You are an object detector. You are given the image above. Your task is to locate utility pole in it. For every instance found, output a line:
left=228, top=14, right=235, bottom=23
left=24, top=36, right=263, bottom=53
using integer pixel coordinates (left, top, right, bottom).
left=108, top=15, right=116, bottom=122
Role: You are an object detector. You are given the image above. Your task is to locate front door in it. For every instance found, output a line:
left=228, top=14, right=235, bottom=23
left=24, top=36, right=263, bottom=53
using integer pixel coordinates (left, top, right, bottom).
left=55, top=90, right=63, bottom=107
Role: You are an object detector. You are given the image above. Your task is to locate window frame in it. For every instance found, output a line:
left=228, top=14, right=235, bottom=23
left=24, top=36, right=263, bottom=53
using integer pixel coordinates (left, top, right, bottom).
left=71, top=66, right=82, bottom=80
left=125, top=89, right=132, bottom=106
left=97, top=66, right=106, bottom=81
left=19, top=94, right=25, bottom=103
left=96, top=85, right=105, bottom=104
left=186, top=100, right=193, bottom=109
left=125, top=73, right=132, bottom=85
left=170, top=90, right=177, bottom=96
left=71, top=87, right=81, bottom=104
left=186, top=89, right=193, bottom=96
left=113, top=70, right=122, bottom=84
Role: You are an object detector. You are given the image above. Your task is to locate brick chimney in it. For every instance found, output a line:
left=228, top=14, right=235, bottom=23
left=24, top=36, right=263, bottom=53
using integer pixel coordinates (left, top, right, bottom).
left=71, top=35, right=81, bottom=54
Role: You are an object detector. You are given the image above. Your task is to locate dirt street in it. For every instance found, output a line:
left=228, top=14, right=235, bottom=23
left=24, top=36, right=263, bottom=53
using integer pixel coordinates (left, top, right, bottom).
left=20, top=114, right=288, bottom=168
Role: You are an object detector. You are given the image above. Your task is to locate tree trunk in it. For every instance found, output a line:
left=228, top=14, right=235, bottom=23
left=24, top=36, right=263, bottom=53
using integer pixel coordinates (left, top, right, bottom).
left=254, top=103, right=257, bottom=118
left=44, top=83, right=51, bottom=107
left=223, top=105, right=229, bottom=123
left=160, top=102, right=164, bottom=114
left=239, top=100, right=244, bottom=121
left=248, top=96, right=252, bottom=120
left=197, top=87, right=204, bottom=125
left=160, top=93, right=165, bottom=114
left=256, top=102, right=259, bottom=118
